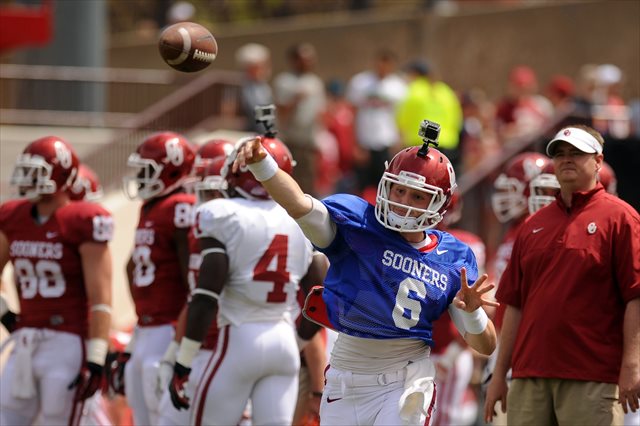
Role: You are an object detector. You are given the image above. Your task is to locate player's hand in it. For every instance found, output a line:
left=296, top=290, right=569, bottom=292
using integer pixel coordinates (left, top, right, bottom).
left=231, top=137, right=267, bottom=173
left=453, top=268, right=499, bottom=313
left=0, top=294, right=17, bottom=333
left=68, top=361, right=104, bottom=401
left=156, top=360, right=174, bottom=400
left=169, top=362, right=191, bottom=410
left=0, top=311, right=17, bottom=332
left=108, top=351, right=130, bottom=395
left=483, top=375, right=508, bottom=423
left=618, top=363, right=640, bottom=413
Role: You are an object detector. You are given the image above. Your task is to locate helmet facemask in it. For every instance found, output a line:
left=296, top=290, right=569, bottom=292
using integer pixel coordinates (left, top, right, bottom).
left=491, top=173, right=527, bottom=223
left=375, top=170, right=447, bottom=232
left=194, top=176, right=228, bottom=205
left=123, top=154, right=166, bottom=200
left=528, top=173, right=560, bottom=214
left=11, top=154, right=71, bottom=200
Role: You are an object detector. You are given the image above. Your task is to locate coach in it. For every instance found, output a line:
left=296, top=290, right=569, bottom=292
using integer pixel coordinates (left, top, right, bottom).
left=484, top=124, right=640, bottom=425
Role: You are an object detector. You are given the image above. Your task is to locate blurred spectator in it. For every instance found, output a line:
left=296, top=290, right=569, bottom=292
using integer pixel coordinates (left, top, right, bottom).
left=235, top=43, right=274, bottom=133
left=459, top=88, right=500, bottom=173
left=323, top=79, right=357, bottom=193
left=495, top=65, right=553, bottom=140
left=544, top=74, right=575, bottom=111
left=346, top=49, right=407, bottom=194
left=167, top=1, right=195, bottom=24
left=273, top=43, right=326, bottom=196
left=592, top=64, right=630, bottom=139
left=396, top=59, right=463, bottom=170
left=573, top=63, right=599, bottom=119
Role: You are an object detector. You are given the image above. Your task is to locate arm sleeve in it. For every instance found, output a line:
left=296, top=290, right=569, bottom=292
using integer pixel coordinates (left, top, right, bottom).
left=295, top=195, right=337, bottom=249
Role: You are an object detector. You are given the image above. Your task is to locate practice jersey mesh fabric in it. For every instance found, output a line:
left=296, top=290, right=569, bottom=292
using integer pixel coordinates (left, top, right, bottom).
left=195, top=197, right=313, bottom=327
left=319, top=194, right=478, bottom=346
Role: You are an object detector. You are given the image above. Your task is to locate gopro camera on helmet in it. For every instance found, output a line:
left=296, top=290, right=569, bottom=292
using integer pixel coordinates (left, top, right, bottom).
left=418, top=120, right=440, bottom=144
left=417, top=119, right=441, bottom=157
left=254, top=104, right=277, bottom=137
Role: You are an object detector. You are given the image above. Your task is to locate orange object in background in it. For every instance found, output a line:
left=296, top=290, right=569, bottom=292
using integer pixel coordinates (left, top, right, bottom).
left=0, top=0, right=52, bottom=52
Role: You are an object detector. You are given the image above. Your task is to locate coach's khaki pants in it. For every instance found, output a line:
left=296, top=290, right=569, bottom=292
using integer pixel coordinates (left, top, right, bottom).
left=507, top=378, right=623, bottom=426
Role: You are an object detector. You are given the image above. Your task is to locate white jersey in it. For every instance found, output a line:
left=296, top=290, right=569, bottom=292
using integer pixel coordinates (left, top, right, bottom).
left=195, top=197, right=313, bottom=327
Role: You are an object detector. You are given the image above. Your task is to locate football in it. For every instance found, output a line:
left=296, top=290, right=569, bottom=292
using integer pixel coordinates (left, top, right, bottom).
left=158, top=22, right=218, bottom=72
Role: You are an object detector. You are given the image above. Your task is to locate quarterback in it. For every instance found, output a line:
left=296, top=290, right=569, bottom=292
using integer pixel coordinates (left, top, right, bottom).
left=233, top=131, right=497, bottom=425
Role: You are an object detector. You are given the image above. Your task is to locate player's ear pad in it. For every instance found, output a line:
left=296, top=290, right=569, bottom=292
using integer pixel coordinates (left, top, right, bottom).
left=303, top=286, right=334, bottom=329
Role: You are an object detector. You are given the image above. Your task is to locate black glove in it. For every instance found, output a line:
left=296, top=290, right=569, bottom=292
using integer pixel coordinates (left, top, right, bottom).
left=169, top=362, right=192, bottom=410
left=68, top=361, right=104, bottom=401
left=108, top=351, right=130, bottom=395
left=0, top=311, right=17, bottom=333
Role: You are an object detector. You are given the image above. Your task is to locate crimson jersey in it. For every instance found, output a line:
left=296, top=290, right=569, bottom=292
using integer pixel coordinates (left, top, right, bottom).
left=0, top=199, right=113, bottom=336
left=186, top=228, right=218, bottom=350
left=490, top=220, right=525, bottom=330
left=131, top=192, right=194, bottom=326
left=431, top=229, right=486, bottom=354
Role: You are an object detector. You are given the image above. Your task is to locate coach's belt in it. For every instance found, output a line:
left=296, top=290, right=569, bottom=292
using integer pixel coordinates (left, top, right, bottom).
left=340, top=369, right=407, bottom=387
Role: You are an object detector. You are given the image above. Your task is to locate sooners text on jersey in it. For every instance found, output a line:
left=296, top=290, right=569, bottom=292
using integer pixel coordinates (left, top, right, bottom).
left=0, top=199, right=113, bottom=336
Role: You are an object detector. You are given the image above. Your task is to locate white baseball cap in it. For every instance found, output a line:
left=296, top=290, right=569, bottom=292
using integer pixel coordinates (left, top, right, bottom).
left=546, top=127, right=603, bottom=156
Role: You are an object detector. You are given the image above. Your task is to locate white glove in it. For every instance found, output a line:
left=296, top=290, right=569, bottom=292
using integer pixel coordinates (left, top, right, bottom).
left=156, top=341, right=179, bottom=399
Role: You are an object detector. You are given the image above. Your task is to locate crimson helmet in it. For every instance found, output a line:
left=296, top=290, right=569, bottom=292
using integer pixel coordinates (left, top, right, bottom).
left=375, top=146, right=456, bottom=232
left=69, top=164, right=103, bottom=201
left=123, top=132, right=195, bottom=200
left=491, top=152, right=550, bottom=223
left=528, top=161, right=559, bottom=214
left=597, top=161, right=617, bottom=195
left=185, top=138, right=233, bottom=195
left=10, top=136, right=79, bottom=201
left=193, top=138, right=234, bottom=181
left=194, top=156, right=229, bottom=204
left=223, top=136, right=294, bottom=200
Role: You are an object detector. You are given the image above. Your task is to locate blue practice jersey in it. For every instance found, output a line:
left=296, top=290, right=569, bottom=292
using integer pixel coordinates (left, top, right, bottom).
left=319, top=194, right=479, bottom=346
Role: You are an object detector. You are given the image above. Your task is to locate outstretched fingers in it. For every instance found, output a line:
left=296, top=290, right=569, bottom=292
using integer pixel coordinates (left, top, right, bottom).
left=460, top=267, right=469, bottom=288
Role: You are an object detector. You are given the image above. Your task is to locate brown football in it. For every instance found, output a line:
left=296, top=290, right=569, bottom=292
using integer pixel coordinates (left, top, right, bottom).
left=158, top=22, right=217, bottom=72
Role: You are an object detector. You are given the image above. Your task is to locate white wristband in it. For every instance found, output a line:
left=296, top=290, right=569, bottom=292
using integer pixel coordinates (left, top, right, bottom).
left=247, top=154, right=279, bottom=182
left=459, top=307, right=488, bottom=335
left=86, top=338, right=109, bottom=366
left=176, top=336, right=201, bottom=368
left=162, top=340, right=180, bottom=364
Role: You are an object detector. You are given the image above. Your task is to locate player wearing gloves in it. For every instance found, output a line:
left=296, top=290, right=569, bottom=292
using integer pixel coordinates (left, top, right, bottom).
left=168, top=132, right=328, bottom=426
left=0, top=136, right=113, bottom=425
left=232, top=120, right=497, bottom=426
left=114, top=131, right=196, bottom=426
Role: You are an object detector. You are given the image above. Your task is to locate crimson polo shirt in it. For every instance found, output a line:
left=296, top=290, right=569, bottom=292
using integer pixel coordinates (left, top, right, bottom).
left=496, top=184, right=640, bottom=383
